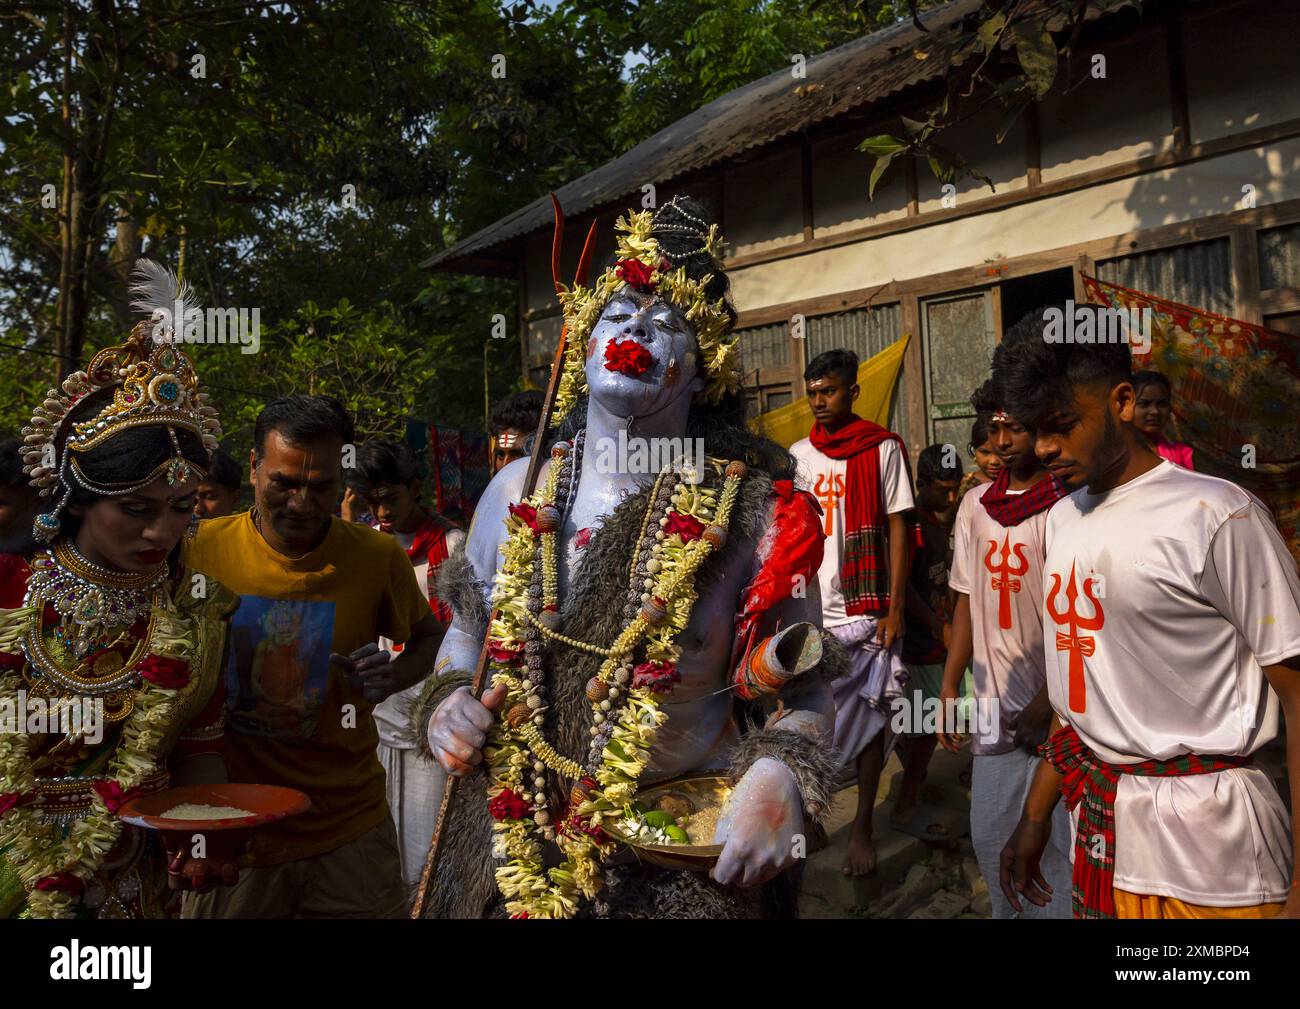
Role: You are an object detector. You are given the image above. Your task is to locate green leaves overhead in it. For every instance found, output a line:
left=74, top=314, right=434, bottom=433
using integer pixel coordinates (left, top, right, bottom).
left=1011, top=23, right=1059, bottom=98
left=855, top=0, right=1089, bottom=198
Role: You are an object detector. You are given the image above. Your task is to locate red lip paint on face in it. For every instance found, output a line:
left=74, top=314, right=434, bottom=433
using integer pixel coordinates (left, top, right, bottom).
left=136, top=549, right=167, bottom=565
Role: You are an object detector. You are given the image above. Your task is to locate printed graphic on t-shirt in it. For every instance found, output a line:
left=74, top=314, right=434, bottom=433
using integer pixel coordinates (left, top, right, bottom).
left=811, top=472, right=845, bottom=535
left=983, top=532, right=1029, bottom=630
left=1045, top=561, right=1104, bottom=714
left=225, top=596, right=335, bottom=739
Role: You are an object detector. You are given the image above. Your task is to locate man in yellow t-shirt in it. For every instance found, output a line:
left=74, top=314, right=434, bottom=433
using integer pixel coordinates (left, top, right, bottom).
left=183, top=396, right=441, bottom=918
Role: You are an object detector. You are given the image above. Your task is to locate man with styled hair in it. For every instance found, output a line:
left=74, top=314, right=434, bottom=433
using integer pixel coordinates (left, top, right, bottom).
left=489, top=390, right=544, bottom=475
left=995, top=304, right=1300, bottom=919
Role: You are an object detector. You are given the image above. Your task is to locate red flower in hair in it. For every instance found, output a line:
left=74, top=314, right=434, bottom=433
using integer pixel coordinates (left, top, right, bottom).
left=509, top=502, right=539, bottom=534
left=489, top=788, right=532, bottom=821
left=614, top=258, right=656, bottom=292
left=487, top=640, right=524, bottom=666
left=603, top=339, right=655, bottom=377
left=137, top=654, right=191, bottom=689
left=663, top=511, right=705, bottom=543
left=34, top=872, right=84, bottom=895
left=632, top=660, right=680, bottom=694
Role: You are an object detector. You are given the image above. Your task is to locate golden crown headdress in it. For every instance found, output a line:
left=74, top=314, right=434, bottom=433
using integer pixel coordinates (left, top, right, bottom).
left=551, top=196, right=742, bottom=423
left=21, top=259, right=223, bottom=542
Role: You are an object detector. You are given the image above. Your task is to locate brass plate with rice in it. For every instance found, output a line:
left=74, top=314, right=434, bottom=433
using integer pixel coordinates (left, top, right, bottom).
left=603, top=775, right=732, bottom=872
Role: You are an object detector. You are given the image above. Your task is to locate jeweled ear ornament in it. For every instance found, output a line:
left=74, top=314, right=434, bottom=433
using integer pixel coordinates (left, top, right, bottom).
left=32, top=485, right=71, bottom=543
left=185, top=513, right=200, bottom=540
left=33, top=511, right=62, bottom=542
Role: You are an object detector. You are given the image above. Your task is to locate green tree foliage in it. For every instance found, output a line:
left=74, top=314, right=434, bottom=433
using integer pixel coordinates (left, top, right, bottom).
left=0, top=0, right=950, bottom=462
left=856, top=0, right=1142, bottom=196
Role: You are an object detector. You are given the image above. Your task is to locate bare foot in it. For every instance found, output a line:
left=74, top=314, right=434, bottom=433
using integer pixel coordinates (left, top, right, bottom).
left=890, top=795, right=918, bottom=827
left=842, top=828, right=876, bottom=876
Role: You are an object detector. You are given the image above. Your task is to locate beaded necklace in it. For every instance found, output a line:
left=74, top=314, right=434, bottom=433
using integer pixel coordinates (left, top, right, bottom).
left=484, top=429, right=746, bottom=917
left=22, top=541, right=166, bottom=661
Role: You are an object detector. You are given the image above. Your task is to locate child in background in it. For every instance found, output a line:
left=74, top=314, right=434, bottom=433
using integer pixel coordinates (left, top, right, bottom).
left=345, top=438, right=463, bottom=890
left=791, top=348, right=918, bottom=877
left=957, top=411, right=1003, bottom=502
left=893, top=444, right=962, bottom=838
left=939, top=378, right=1071, bottom=918
left=1131, top=369, right=1194, bottom=469
left=194, top=447, right=242, bottom=519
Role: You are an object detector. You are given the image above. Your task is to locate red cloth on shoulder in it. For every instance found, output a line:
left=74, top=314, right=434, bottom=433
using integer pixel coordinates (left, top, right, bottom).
left=731, top=480, right=825, bottom=674
left=404, top=511, right=454, bottom=626
left=808, top=417, right=919, bottom=615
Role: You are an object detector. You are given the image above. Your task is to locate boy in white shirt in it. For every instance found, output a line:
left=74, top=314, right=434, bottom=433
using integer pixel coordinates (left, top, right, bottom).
left=939, top=378, right=1071, bottom=918
left=994, top=305, right=1300, bottom=919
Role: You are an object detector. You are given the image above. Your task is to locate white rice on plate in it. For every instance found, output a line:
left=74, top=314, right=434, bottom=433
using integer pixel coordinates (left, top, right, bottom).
left=161, top=803, right=254, bottom=820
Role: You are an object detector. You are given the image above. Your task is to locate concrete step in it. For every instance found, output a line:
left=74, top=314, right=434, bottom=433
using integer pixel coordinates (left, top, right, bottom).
left=800, top=800, right=929, bottom=914
left=799, top=739, right=978, bottom=918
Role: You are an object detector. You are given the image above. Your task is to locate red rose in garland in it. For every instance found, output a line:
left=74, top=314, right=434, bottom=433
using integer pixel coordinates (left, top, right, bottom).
left=0, top=792, right=25, bottom=815
left=487, top=640, right=525, bottom=665
left=137, top=654, right=191, bottom=689
left=632, top=660, right=681, bottom=694
left=509, top=502, right=539, bottom=534
left=91, top=781, right=143, bottom=815
left=603, top=339, right=656, bottom=377
left=663, top=511, right=705, bottom=542
left=614, top=258, right=655, bottom=292
left=489, top=788, right=532, bottom=821
left=34, top=873, right=85, bottom=895
left=562, top=814, right=609, bottom=844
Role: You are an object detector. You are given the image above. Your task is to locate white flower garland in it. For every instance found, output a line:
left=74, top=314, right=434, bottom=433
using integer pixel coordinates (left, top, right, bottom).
left=484, top=456, right=744, bottom=918
left=0, top=585, right=203, bottom=918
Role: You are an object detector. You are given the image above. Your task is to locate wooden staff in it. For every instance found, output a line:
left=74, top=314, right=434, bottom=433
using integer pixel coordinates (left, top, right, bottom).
left=411, top=196, right=598, bottom=919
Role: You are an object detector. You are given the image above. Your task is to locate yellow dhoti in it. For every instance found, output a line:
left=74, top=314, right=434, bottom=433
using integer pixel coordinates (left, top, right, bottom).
left=1114, top=888, right=1284, bottom=919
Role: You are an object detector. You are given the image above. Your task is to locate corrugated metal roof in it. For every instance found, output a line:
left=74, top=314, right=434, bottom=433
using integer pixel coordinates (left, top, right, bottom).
left=422, top=0, right=1127, bottom=273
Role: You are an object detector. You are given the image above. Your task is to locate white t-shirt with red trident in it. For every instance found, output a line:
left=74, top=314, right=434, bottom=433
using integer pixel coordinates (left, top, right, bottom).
left=949, top=482, right=1050, bottom=755
left=1044, top=460, right=1300, bottom=906
left=790, top=438, right=913, bottom=628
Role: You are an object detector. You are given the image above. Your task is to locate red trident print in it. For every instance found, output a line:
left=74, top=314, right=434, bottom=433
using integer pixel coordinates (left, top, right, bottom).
left=813, top=472, right=845, bottom=536
left=983, top=533, right=1029, bottom=630
left=1046, top=562, right=1105, bottom=713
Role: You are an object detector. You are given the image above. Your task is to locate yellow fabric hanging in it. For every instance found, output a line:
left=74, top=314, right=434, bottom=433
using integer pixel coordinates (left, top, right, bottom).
left=749, top=332, right=911, bottom=449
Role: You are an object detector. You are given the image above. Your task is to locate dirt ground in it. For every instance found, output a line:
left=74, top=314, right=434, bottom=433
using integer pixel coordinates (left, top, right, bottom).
left=798, top=742, right=992, bottom=919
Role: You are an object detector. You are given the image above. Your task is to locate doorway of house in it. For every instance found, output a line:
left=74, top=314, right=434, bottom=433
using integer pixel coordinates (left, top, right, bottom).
left=999, top=267, right=1076, bottom=332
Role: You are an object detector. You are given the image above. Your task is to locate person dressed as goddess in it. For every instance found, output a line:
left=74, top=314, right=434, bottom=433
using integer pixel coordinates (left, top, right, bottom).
left=0, top=262, right=242, bottom=918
